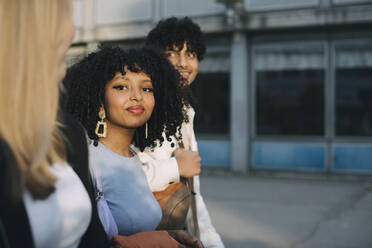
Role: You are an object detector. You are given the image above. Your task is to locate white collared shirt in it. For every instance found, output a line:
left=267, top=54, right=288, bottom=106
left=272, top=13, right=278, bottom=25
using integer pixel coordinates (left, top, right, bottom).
left=136, top=107, right=225, bottom=248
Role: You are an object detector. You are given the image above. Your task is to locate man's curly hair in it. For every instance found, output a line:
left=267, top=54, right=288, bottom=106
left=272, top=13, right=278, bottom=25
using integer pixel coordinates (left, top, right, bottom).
left=145, top=17, right=206, bottom=61
left=62, top=46, right=191, bottom=151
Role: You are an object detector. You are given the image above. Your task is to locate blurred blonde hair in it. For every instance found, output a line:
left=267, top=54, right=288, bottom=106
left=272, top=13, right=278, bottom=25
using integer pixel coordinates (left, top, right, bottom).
left=0, top=0, right=72, bottom=199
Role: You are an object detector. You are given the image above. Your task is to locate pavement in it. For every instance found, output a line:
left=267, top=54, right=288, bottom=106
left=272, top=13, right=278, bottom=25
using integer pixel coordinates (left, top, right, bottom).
left=199, top=173, right=372, bottom=248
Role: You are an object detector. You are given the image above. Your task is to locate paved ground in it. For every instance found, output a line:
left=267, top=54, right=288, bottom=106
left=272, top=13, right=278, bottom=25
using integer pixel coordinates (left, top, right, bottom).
left=199, top=174, right=372, bottom=248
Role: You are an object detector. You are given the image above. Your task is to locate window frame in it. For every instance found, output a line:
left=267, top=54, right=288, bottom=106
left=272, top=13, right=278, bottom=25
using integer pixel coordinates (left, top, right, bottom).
left=248, top=30, right=372, bottom=173
left=251, top=40, right=328, bottom=140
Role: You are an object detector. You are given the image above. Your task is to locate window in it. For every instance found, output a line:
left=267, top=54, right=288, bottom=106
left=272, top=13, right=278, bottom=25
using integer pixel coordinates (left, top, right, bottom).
left=254, top=43, right=325, bottom=135
left=192, top=73, right=230, bottom=135
left=335, top=40, right=372, bottom=136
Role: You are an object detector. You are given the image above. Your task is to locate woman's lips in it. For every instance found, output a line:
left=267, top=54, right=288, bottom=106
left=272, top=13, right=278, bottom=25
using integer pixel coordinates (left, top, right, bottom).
left=127, top=105, right=144, bottom=115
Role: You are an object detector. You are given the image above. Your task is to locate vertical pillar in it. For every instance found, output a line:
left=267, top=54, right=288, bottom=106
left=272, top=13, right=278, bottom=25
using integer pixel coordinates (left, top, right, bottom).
left=83, top=0, right=96, bottom=43
left=153, top=0, right=162, bottom=23
left=230, top=31, right=249, bottom=173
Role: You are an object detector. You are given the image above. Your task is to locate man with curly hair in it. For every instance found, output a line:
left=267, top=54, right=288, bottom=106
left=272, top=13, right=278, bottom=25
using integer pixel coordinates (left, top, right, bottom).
left=136, top=17, right=225, bottom=248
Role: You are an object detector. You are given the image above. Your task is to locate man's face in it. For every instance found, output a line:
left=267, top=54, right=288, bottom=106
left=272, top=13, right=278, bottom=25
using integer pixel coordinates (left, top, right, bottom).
left=165, top=42, right=199, bottom=85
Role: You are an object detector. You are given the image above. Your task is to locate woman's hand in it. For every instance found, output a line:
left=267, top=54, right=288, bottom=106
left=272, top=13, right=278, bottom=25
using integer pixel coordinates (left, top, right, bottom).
left=111, top=231, right=182, bottom=248
left=167, top=230, right=204, bottom=248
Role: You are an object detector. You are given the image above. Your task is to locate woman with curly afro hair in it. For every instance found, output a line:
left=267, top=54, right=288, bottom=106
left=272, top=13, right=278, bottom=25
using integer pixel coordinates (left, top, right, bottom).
left=63, top=46, right=189, bottom=151
left=62, top=46, right=203, bottom=247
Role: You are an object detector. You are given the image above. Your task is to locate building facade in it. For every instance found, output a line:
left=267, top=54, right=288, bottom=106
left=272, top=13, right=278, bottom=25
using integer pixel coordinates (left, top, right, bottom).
left=69, top=0, right=372, bottom=174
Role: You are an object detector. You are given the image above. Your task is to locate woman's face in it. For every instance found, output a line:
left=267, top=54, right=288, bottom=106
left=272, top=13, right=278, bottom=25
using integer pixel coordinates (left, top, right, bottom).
left=57, top=16, right=75, bottom=80
left=104, top=69, right=155, bottom=130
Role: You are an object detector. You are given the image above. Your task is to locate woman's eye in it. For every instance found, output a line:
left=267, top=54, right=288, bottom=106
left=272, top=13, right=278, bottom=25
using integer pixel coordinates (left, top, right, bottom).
left=113, top=85, right=127, bottom=90
left=143, top=87, right=153, bottom=93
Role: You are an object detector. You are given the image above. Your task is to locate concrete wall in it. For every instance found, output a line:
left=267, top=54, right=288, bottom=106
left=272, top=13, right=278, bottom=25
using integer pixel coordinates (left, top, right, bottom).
left=72, top=0, right=372, bottom=43
left=69, top=0, right=372, bottom=174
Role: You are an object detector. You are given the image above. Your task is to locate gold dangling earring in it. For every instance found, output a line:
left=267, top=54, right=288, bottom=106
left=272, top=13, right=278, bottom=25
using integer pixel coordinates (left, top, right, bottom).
left=145, top=122, right=148, bottom=139
left=95, top=106, right=107, bottom=138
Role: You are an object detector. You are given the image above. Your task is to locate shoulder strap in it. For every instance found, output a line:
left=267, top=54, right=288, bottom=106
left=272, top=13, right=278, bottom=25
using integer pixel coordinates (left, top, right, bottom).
left=89, top=149, right=104, bottom=201
left=178, top=141, right=200, bottom=238
left=187, top=177, right=200, bottom=238
left=89, top=147, right=119, bottom=238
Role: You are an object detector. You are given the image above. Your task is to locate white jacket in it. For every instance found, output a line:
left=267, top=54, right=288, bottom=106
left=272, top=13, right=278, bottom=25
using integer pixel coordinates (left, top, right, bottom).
left=136, top=107, right=224, bottom=248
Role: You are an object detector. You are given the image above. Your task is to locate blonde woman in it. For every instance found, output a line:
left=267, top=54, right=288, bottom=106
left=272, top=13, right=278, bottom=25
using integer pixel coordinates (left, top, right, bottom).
left=0, top=1, right=108, bottom=248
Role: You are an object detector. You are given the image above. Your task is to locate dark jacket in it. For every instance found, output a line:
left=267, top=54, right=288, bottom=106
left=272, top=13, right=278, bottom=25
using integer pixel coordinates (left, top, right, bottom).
left=0, top=112, right=109, bottom=248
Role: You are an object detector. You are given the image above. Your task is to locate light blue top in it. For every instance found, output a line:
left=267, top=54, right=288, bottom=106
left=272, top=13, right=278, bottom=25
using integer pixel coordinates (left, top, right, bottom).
left=89, top=142, right=162, bottom=235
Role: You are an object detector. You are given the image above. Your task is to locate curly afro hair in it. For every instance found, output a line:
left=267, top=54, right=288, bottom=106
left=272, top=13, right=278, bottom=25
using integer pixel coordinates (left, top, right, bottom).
left=62, top=46, right=191, bottom=151
left=145, top=17, right=206, bottom=61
